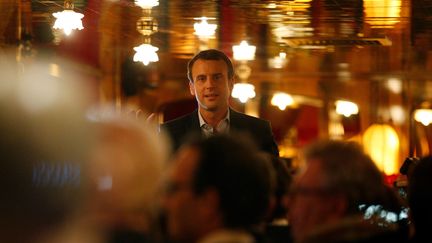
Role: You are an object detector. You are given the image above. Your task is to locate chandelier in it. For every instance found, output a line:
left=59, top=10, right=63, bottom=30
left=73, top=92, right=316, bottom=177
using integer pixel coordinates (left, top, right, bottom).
left=133, top=1, right=159, bottom=66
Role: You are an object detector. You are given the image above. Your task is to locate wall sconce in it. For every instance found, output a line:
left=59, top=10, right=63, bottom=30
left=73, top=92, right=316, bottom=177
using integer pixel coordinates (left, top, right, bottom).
left=335, top=100, right=359, bottom=117
left=414, top=108, right=432, bottom=126
left=271, top=92, right=294, bottom=110
left=232, top=40, right=256, bottom=103
left=52, top=0, right=84, bottom=36
left=194, top=17, right=217, bottom=38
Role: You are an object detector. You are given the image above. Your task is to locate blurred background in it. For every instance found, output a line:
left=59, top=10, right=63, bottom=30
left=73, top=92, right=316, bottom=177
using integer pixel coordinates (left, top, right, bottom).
left=1, top=0, right=432, bottom=179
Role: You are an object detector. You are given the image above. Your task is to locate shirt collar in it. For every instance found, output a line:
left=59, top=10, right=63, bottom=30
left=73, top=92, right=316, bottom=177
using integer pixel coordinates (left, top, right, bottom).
left=198, top=109, right=230, bottom=136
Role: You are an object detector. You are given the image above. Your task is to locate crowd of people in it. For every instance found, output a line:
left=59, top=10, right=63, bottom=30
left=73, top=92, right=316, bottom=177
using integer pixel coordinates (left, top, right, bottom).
left=2, top=49, right=431, bottom=243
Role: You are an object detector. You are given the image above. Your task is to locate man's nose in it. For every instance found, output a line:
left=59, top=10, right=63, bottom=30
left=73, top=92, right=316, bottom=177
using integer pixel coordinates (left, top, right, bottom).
left=204, top=78, right=216, bottom=87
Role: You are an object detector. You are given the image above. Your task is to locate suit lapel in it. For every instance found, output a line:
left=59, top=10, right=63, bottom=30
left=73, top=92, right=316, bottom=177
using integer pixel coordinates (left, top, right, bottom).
left=187, top=109, right=202, bottom=133
left=229, top=108, right=246, bottom=131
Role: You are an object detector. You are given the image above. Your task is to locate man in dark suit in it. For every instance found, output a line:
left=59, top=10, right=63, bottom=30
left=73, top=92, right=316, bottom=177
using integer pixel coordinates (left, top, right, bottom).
left=161, top=49, right=279, bottom=156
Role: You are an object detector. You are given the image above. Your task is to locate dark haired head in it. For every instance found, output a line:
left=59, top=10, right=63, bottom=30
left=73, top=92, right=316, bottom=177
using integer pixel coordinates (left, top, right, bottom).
left=185, top=134, right=273, bottom=228
left=187, top=49, right=235, bottom=82
left=408, top=156, right=432, bottom=239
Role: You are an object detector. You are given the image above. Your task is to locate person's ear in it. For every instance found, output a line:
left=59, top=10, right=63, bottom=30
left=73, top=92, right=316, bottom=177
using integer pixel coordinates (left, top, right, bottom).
left=189, top=81, right=196, bottom=96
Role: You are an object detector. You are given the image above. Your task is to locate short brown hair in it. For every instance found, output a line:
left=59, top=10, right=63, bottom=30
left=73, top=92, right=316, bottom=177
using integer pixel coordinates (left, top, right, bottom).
left=187, top=49, right=235, bottom=82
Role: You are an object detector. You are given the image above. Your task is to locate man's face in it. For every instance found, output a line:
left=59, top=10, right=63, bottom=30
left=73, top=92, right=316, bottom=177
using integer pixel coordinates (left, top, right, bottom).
left=189, top=59, right=234, bottom=112
left=163, top=147, right=205, bottom=242
left=287, top=160, right=344, bottom=242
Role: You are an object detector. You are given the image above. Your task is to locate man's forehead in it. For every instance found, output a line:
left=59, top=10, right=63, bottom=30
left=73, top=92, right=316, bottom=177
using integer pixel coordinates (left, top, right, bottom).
left=192, top=59, right=227, bottom=72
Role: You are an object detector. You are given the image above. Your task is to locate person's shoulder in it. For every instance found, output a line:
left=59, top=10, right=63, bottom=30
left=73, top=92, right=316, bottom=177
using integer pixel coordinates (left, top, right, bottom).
left=231, top=109, right=270, bottom=125
left=161, top=112, right=195, bottom=129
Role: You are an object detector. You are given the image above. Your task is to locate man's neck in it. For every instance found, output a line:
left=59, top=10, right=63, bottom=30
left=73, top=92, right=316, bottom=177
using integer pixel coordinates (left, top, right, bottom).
left=199, top=107, right=229, bottom=128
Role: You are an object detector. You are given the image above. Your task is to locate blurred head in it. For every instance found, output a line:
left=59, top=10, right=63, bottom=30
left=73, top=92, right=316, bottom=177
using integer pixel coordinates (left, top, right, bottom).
left=267, top=156, right=292, bottom=222
left=288, top=140, right=387, bottom=242
left=0, top=56, right=94, bottom=241
left=87, top=113, right=169, bottom=225
left=408, top=156, right=432, bottom=239
left=163, top=134, right=273, bottom=242
left=187, top=49, right=234, bottom=113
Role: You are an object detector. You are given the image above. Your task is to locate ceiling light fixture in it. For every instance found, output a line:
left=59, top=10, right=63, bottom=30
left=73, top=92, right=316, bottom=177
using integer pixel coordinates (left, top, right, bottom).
left=134, top=0, right=159, bottom=9
left=271, top=92, right=294, bottom=110
left=231, top=40, right=257, bottom=103
left=335, top=100, right=359, bottom=117
left=414, top=109, right=432, bottom=126
left=133, top=2, right=159, bottom=66
left=232, top=83, right=256, bottom=103
left=194, top=17, right=217, bottom=38
left=52, top=0, right=84, bottom=36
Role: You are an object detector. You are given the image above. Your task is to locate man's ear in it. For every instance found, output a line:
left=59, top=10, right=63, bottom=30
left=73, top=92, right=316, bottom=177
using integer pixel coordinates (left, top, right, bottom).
left=189, top=81, right=196, bottom=96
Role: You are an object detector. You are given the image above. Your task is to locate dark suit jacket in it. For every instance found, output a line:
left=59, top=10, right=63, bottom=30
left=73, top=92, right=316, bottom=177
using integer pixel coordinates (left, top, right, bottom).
left=160, top=108, right=279, bottom=156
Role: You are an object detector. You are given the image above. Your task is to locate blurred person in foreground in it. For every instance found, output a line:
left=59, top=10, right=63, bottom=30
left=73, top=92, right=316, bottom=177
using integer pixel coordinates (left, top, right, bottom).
left=160, top=49, right=279, bottom=156
left=162, top=134, right=274, bottom=243
left=288, top=140, right=408, bottom=243
left=85, top=112, right=169, bottom=243
left=407, top=156, right=432, bottom=243
left=0, top=56, right=99, bottom=242
left=263, top=156, right=293, bottom=243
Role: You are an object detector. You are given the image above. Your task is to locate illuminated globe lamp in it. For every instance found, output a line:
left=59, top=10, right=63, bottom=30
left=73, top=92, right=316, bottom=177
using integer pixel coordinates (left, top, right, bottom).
left=52, top=0, right=84, bottom=36
left=231, top=40, right=257, bottom=103
left=363, top=123, right=400, bottom=175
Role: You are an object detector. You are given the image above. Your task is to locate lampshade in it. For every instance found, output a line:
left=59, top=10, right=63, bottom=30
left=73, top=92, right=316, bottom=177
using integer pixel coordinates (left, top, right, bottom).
left=363, top=124, right=400, bottom=175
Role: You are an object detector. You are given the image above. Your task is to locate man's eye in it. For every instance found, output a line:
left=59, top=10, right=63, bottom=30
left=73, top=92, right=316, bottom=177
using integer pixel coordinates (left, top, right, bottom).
left=214, top=74, right=222, bottom=80
left=196, top=76, right=206, bottom=82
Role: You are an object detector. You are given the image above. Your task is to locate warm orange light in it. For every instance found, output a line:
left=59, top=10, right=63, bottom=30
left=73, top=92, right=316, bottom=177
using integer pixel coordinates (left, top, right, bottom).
left=363, top=124, right=399, bottom=175
left=364, top=0, right=401, bottom=28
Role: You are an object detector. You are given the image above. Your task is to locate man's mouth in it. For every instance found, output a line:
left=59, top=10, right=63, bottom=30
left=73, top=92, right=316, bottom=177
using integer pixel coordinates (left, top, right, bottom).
left=205, top=94, right=218, bottom=98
